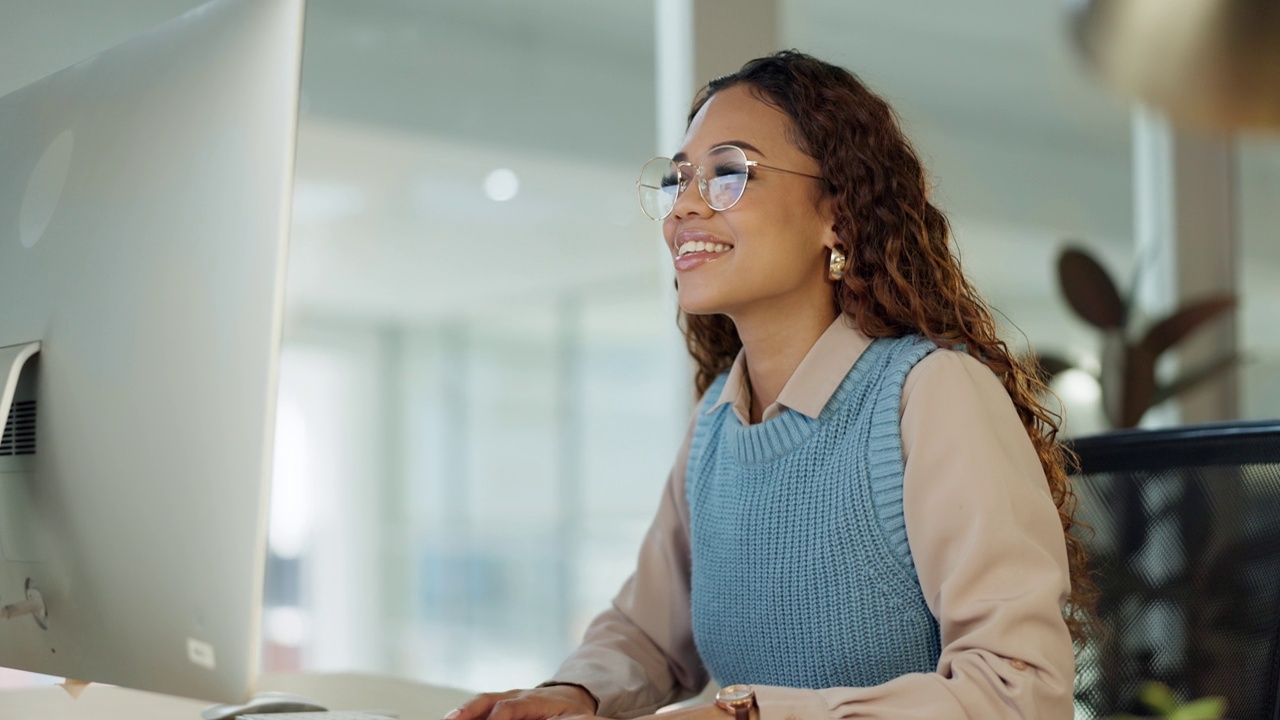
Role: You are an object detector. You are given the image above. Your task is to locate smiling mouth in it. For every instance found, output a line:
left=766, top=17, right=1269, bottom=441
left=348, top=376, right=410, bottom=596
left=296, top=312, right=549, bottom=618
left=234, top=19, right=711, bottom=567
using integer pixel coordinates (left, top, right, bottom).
left=675, top=240, right=733, bottom=258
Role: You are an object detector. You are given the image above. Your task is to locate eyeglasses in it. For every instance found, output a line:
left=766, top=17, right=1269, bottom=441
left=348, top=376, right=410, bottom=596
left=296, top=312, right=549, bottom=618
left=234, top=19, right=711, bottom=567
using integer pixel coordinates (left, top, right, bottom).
left=636, top=144, right=822, bottom=221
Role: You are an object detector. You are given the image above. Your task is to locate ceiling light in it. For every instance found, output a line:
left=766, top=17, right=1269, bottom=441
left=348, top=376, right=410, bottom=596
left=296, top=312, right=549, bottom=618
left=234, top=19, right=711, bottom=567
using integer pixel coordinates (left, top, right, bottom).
left=484, top=168, right=519, bottom=202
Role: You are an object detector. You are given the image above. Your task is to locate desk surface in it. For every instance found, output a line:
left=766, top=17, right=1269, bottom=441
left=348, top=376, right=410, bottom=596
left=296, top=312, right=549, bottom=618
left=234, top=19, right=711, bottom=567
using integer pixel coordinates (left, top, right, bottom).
left=1, top=672, right=475, bottom=720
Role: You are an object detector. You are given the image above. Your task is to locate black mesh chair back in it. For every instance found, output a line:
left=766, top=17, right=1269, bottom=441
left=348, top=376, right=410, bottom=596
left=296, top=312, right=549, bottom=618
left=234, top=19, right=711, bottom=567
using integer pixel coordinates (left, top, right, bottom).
left=1070, top=420, right=1280, bottom=720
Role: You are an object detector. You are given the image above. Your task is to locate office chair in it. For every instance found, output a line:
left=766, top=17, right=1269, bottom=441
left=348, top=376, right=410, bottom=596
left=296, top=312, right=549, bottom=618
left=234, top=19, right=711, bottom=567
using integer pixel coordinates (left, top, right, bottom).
left=1069, top=420, right=1280, bottom=719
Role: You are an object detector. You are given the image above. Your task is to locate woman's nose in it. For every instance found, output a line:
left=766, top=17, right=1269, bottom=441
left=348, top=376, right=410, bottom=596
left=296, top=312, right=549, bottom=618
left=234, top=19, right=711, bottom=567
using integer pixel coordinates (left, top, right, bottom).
left=671, top=175, right=711, bottom=220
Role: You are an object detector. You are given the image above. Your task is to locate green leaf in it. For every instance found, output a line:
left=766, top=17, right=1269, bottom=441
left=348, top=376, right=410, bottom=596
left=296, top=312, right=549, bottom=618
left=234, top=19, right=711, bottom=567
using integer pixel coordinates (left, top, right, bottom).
left=1168, top=696, right=1227, bottom=720
left=1140, top=296, right=1235, bottom=357
left=1058, top=246, right=1127, bottom=330
left=1139, top=681, right=1178, bottom=715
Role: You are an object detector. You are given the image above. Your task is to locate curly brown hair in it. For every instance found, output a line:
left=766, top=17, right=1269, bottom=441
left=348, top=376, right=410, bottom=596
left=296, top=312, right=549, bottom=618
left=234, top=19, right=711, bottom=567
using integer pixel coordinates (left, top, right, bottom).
left=680, top=50, right=1097, bottom=643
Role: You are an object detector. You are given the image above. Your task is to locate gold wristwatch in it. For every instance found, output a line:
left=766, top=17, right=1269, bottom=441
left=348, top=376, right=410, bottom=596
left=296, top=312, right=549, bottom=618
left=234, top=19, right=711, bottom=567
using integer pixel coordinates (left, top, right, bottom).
left=715, top=685, right=756, bottom=720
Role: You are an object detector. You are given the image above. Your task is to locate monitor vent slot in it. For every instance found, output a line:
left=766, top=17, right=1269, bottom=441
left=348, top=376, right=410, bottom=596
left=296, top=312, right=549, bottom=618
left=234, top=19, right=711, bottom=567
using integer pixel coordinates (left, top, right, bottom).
left=0, top=400, right=37, bottom=456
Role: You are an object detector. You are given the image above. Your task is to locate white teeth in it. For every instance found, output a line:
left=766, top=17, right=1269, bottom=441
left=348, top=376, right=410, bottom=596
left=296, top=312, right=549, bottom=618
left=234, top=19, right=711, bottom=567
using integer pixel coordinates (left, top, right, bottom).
left=677, top=241, right=732, bottom=258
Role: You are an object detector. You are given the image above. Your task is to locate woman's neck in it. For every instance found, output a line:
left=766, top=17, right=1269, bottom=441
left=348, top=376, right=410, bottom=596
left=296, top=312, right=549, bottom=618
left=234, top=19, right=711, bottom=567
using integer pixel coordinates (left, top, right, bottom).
left=734, top=302, right=840, bottom=424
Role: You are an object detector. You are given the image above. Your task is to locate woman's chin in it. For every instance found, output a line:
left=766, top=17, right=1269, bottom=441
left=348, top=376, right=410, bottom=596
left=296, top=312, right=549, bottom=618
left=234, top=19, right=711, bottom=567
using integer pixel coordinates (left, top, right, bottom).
left=676, top=291, right=728, bottom=317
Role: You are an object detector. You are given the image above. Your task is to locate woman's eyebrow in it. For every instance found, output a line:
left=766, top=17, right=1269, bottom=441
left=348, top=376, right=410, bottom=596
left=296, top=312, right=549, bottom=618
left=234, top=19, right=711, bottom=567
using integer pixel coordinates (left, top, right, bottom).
left=672, top=140, right=767, bottom=163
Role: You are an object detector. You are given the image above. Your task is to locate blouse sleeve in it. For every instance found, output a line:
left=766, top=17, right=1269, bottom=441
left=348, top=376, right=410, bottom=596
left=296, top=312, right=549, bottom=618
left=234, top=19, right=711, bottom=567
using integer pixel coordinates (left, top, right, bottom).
left=751, top=349, right=1076, bottom=720
left=545, top=411, right=709, bottom=718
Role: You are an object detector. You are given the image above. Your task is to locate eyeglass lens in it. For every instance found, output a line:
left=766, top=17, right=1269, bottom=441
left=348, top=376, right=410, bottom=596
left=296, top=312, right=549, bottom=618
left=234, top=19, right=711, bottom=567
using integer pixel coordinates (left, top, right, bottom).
left=637, top=145, right=750, bottom=220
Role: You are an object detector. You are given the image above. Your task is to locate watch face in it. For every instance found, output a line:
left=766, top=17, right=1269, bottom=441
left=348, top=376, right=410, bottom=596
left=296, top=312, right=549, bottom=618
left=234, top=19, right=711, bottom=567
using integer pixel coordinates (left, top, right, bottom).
left=718, top=685, right=753, bottom=704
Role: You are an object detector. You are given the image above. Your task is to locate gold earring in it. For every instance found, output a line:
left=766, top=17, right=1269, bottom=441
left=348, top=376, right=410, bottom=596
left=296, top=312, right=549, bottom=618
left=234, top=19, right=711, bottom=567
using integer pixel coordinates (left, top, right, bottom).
left=827, top=246, right=847, bottom=281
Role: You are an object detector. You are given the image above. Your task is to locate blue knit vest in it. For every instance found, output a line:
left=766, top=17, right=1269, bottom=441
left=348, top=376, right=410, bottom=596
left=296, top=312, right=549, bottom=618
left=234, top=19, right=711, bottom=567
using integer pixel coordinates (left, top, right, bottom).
left=686, top=334, right=942, bottom=689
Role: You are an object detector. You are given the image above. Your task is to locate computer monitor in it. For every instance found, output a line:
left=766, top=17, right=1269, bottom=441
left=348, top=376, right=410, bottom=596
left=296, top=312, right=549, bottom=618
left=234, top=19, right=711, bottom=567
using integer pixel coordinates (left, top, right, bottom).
left=0, top=0, right=303, bottom=703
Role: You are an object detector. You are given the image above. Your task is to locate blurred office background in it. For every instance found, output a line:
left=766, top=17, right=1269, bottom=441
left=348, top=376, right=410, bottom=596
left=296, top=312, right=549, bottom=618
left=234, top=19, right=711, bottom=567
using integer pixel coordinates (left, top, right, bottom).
left=2, top=0, right=1279, bottom=699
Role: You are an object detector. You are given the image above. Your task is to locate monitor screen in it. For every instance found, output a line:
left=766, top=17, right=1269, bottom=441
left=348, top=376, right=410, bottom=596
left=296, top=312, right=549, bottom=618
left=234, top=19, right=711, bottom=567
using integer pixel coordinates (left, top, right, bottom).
left=0, top=0, right=302, bottom=703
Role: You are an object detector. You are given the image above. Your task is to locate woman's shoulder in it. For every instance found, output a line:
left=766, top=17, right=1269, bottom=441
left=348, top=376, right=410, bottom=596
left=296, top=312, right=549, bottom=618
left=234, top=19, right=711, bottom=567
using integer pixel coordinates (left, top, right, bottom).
left=904, top=344, right=1008, bottom=406
left=898, top=345, right=1034, bottom=474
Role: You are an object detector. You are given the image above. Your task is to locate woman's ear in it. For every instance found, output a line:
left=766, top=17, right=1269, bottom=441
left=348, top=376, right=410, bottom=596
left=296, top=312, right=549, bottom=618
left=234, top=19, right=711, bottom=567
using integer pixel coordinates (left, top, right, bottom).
left=822, top=229, right=841, bottom=253
left=818, top=197, right=843, bottom=252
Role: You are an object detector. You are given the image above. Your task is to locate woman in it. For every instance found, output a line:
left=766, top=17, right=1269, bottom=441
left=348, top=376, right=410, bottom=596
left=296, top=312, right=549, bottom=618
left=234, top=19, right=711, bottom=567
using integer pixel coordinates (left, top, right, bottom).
left=450, top=50, right=1093, bottom=720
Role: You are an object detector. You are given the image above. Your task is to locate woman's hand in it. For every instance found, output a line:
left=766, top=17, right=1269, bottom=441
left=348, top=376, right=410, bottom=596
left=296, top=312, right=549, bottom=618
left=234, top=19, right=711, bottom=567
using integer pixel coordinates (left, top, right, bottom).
left=446, top=684, right=598, bottom=720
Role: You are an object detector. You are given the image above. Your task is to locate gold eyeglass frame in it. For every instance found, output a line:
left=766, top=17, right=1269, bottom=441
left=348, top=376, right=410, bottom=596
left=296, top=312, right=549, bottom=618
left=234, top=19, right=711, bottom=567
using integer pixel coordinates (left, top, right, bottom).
left=636, top=144, right=823, bottom=221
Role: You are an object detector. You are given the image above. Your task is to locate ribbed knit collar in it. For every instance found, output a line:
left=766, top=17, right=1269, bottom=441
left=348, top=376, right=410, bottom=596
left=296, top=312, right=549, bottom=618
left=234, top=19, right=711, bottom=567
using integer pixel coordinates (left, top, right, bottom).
left=719, top=338, right=889, bottom=465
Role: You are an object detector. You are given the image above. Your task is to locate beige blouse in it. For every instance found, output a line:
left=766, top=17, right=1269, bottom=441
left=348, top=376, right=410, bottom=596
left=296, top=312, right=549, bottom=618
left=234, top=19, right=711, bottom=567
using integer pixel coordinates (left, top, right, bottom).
left=547, top=316, right=1075, bottom=720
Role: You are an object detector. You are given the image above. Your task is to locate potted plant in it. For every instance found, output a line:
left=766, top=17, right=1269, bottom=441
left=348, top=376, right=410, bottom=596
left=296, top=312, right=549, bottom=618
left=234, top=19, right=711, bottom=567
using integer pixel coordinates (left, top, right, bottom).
left=1037, top=244, right=1236, bottom=428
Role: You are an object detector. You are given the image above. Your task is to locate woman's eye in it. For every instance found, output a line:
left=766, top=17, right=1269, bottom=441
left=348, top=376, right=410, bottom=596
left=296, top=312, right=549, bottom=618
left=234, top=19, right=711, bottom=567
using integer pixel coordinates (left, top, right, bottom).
left=712, top=163, right=747, bottom=178
left=660, top=173, right=680, bottom=189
